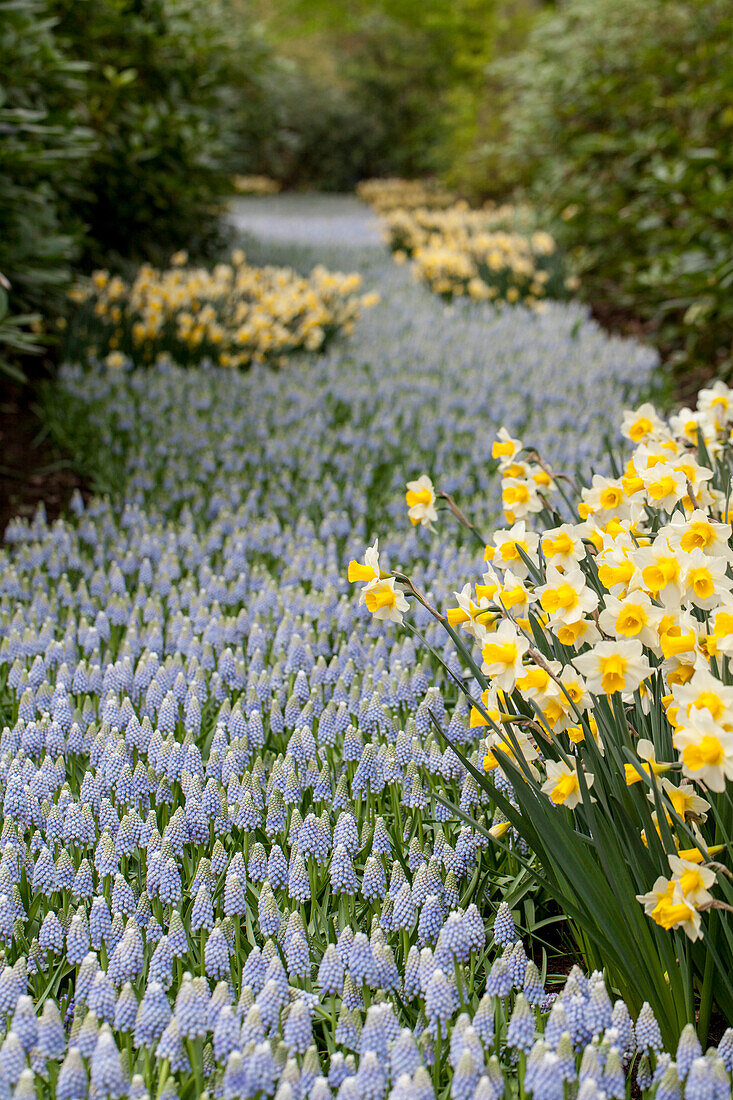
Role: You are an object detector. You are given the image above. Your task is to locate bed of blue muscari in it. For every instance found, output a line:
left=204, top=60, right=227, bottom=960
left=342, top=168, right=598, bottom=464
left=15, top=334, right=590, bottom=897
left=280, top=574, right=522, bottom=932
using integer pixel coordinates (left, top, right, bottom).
left=1, top=243, right=730, bottom=1099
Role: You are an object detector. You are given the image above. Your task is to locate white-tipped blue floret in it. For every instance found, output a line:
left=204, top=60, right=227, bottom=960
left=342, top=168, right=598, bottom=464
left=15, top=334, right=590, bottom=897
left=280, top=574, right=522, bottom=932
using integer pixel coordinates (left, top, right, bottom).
left=677, top=1024, right=703, bottom=1081
left=635, top=1003, right=663, bottom=1054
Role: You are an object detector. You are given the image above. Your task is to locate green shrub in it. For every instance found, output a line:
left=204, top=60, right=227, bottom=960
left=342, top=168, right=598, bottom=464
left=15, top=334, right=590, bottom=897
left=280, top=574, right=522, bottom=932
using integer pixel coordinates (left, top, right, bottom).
left=245, top=0, right=536, bottom=191
left=49, top=0, right=249, bottom=265
left=490, top=0, right=733, bottom=378
left=0, top=0, right=91, bottom=344
left=228, top=13, right=441, bottom=192
left=233, top=59, right=384, bottom=192
left=1, top=0, right=270, bottom=375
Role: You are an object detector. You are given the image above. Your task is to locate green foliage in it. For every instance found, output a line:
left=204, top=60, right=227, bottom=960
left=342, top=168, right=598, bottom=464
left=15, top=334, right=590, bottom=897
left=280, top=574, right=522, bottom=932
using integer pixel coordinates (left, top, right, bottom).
left=445, top=0, right=546, bottom=198
left=0, top=0, right=91, bottom=338
left=489, top=0, right=733, bottom=376
left=250, top=0, right=535, bottom=189
left=49, top=0, right=247, bottom=265
left=0, top=281, right=42, bottom=382
left=231, top=57, right=386, bottom=191
left=1, top=0, right=272, bottom=376
left=340, top=11, right=448, bottom=178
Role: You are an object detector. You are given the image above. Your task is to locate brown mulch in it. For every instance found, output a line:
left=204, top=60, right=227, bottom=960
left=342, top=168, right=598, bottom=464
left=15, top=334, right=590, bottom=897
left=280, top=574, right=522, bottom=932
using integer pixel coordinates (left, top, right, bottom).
left=589, top=299, right=659, bottom=348
left=0, top=378, right=88, bottom=538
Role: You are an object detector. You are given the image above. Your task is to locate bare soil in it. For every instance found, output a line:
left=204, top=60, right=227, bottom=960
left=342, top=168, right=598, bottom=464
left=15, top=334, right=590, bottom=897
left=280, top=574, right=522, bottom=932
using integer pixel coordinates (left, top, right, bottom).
left=0, top=379, right=87, bottom=537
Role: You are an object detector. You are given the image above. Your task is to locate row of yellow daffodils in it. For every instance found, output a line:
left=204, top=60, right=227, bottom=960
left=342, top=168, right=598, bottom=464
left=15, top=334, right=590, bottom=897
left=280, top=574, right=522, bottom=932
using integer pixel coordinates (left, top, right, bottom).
left=69, top=250, right=378, bottom=369
left=380, top=202, right=537, bottom=257
left=376, top=202, right=576, bottom=307
left=232, top=175, right=282, bottom=195
left=350, top=380, right=733, bottom=947
left=356, top=177, right=456, bottom=214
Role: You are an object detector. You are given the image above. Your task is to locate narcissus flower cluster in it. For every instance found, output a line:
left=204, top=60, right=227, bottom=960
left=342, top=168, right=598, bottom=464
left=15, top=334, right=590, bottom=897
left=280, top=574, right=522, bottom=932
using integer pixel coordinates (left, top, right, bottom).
left=354, top=383, right=733, bottom=998
left=232, top=175, right=281, bottom=195
left=356, top=178, right=456, bottom=213
left=377, top=203, right=574, bottom=307
left=68, top=252, right=378, bottom=370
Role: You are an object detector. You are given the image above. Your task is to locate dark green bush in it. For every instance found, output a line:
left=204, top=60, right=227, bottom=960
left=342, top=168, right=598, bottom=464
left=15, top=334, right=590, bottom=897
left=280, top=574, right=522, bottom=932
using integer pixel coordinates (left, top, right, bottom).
left=231, top=59, right=384, bottom=192
left=0, top=0, right=91, bottom=372
left=49, top=0, right=248, bottom=265
left=490, top=0, right=733, bottom=377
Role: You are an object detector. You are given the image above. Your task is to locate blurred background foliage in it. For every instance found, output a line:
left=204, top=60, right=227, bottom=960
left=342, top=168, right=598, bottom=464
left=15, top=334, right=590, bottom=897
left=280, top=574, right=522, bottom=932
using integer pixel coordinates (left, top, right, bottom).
left=0, top=0, right=91, bottom=370
left=1, top=0, right=731, bottom=382
left=487, top=0, right=733, bottom=384
left=245, top=0, right=543, bottom=190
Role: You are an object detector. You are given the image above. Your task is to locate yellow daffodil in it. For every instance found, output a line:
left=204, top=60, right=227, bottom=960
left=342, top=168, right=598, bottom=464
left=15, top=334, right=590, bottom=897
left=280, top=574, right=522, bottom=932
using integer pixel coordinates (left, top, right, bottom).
left=541, top=759, right=594, bottom=809
left=362, top=578, right=409, bottom=624
left=573, top=639, right=650, bottom=697
left=598, top=591, right=663, bottom=650
left=637, top=877, right=706, bottom=941
left=347, top=539, right=383, bottom=586
left=405, top=475, right=438, bottom=529
left=674, top=710, right=733, bottom=792
left=624, top=739, right=669, bottom=786
left=481, top=620, right=530, bottom=692
left=484, top=521, right=539, bottom=580
left=536, top=564, right=598, bottom=627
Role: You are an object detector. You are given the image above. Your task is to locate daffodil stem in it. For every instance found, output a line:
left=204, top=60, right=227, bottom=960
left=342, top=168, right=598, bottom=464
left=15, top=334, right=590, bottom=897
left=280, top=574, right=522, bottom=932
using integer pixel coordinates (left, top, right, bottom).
left=525, top=449, right=580, bottom=496
left=436, top=490, right=488, bottom=546
left=391, top=572, right=445, bottom=622
left=698, top=916, right=715, bottom=1045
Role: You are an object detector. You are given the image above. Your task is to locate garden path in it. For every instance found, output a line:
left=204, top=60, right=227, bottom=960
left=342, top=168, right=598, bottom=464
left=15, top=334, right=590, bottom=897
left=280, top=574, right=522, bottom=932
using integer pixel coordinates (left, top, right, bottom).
left=229, top=193, right=381, bottom=249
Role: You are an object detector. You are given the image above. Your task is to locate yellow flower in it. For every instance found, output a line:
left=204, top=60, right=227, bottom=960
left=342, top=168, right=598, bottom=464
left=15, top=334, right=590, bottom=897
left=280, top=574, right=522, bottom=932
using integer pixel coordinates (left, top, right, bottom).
left=484, top=727, right=539, bottom=777
left=446, top=583, right=495, bottom=641
left=481, top=620, right=530, bottom=691
left=676, top=843, right=723, bottom=863
left=581, top=475, right=629, bottom=519
left=635, top=537, right=683, bottom=606
left=674, top=710, right=733, bottom=792
left=541, top=759, right=593, bottom=809
left=623, top=739, right=668, bottom=786
left=471, top=688, right=503, bottom=729
left=621, top=403, right=665, bottom=443
left=405, top=475, right=438, bottom=529
left=666, top=855, right=716, bottom=906
left=658, top=778, right=709, bottom=822
left=536, top=564, right=598, bottom=626
left=710, top=604, right=733, bottom=657
left=348, top=539, right=382, bottom=586
left=637, top=877, right=704, bottom=940
left=573, top=639, right=650, bottom=697
left=501, top=477, right=541, bottom=522
left=598, top=591, right=662, bottom=649
left=553, top=616, right=601, bottom=650
left=491, top=428, right=522, bottom=464
left=363, top=578, right=409, bottom=624
left=484, top=521, right=539, bottom=580
left=673, top=669, right=733, bottom=726
left=682, top=548, right=733, bottom=609
left=541, top=524, right=586, bottom=568
left=566, top=715, right=599, bottom=744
